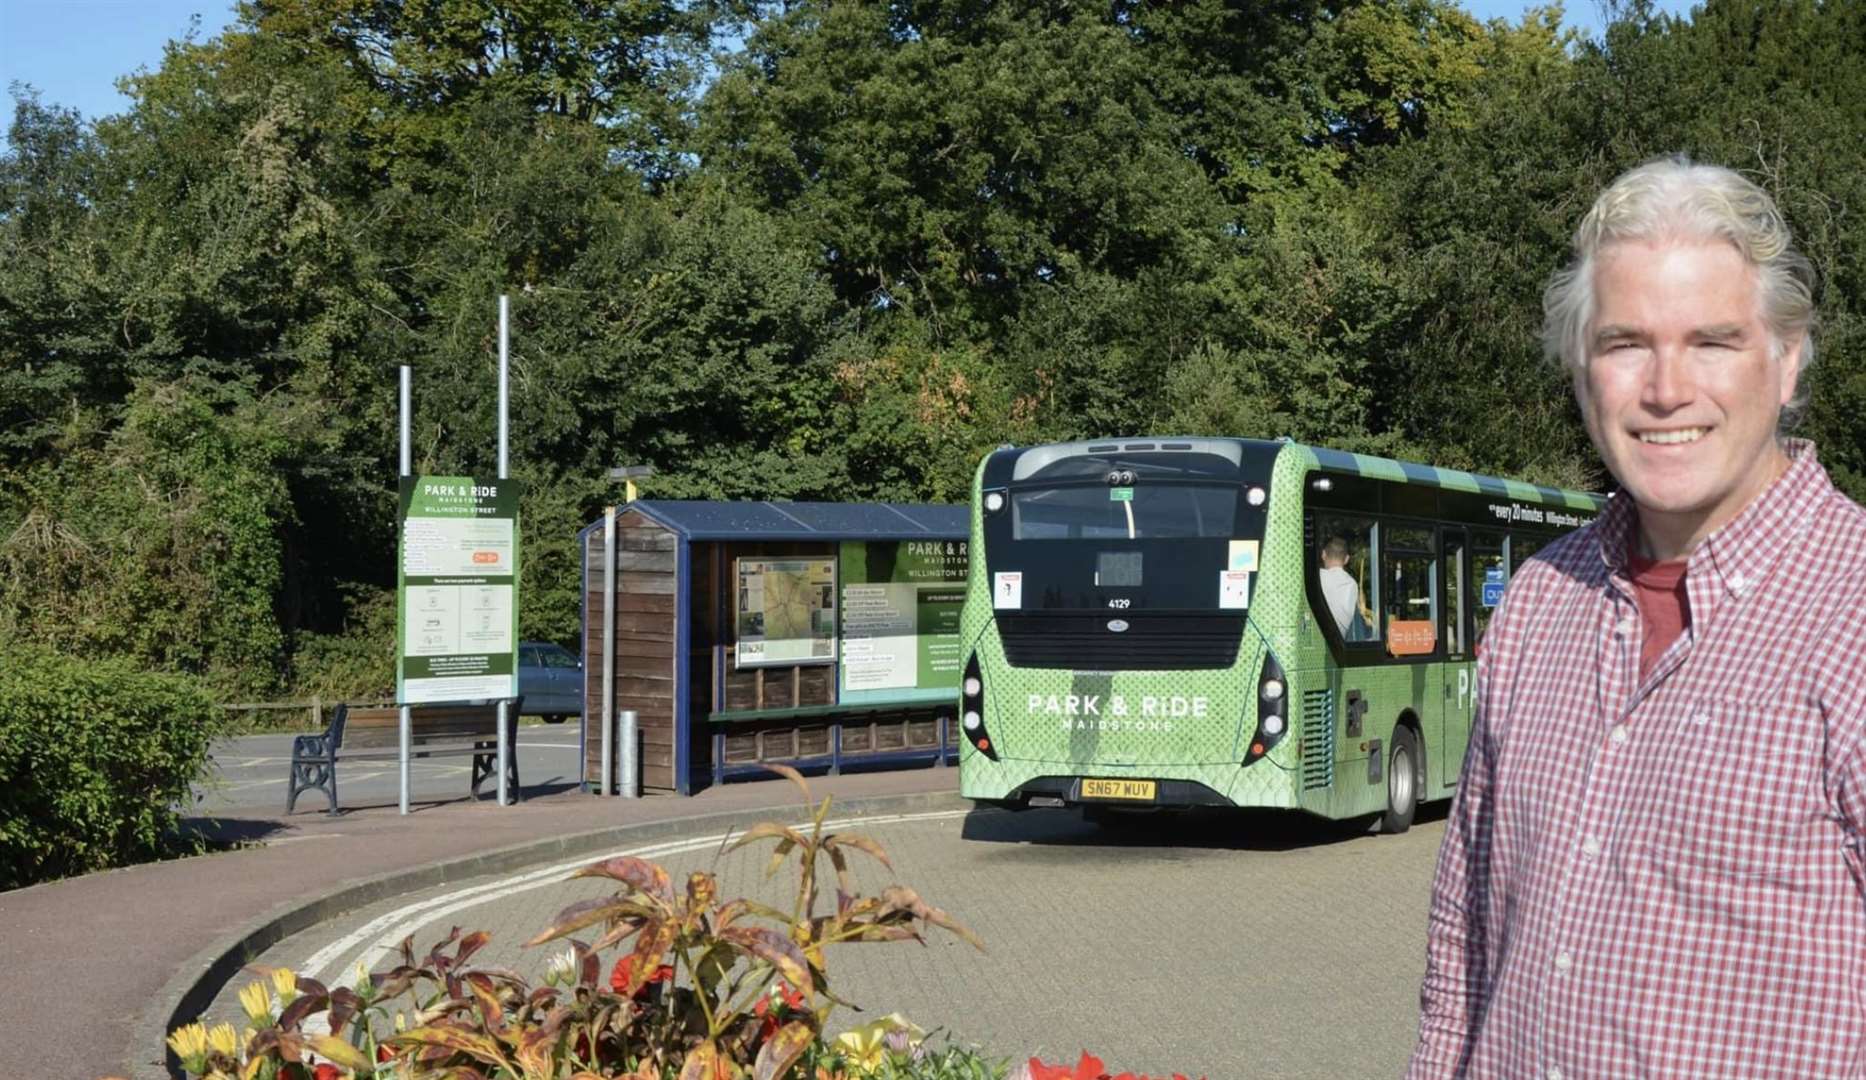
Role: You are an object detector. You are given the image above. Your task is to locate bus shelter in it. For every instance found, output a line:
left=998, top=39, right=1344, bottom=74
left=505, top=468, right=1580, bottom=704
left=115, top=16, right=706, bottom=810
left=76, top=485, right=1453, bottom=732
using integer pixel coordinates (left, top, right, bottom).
left=577, top=500, right=970, bottom=795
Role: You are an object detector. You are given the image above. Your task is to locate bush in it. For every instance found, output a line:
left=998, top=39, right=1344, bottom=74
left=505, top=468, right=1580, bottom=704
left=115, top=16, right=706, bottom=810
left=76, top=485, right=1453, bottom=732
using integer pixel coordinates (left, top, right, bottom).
left=0, top=645, right=221, bottom=889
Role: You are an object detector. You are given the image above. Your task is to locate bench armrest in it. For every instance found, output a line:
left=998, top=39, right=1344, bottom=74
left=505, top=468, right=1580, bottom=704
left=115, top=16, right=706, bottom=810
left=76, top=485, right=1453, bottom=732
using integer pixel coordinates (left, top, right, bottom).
left=291, top=732, right=334, bottom=761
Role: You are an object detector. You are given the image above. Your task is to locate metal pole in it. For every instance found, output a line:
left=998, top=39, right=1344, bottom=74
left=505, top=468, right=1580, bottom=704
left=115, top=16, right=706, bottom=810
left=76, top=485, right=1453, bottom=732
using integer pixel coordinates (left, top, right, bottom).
left=601, top=506, right=616, bottom=796
left=497, top=698, right=510, bottom=805
left=399, top=365, right=412, bottom=816
left=496, top=298, right=511, bottom=805
left=498, top=295, right=510, bottom=480
left=620, top=709, right=638, bottom=798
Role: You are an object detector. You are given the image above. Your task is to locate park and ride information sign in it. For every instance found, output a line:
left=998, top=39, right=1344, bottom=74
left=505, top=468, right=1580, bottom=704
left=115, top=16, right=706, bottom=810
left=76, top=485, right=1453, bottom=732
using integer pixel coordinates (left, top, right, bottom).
left=838, top=540, right=968, bottom=698
left=397, top=476, right=521, bottom=704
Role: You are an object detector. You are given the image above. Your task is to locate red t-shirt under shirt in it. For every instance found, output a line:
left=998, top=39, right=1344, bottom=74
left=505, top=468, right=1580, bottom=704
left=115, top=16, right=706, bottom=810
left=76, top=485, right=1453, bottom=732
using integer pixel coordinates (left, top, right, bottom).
left=1626, top=543, right=1690, bottom=679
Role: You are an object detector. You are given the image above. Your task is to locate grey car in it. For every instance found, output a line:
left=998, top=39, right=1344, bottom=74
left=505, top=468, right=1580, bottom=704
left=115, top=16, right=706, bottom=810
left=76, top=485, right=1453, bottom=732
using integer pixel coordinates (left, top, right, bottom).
left=517, top=641, right=583, bottom=722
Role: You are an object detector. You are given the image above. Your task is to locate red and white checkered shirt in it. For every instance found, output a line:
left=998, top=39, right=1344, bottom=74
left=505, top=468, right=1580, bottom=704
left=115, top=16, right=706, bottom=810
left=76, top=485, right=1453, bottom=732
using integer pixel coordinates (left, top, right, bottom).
left=1408, top=440, right=1866, bottom=1079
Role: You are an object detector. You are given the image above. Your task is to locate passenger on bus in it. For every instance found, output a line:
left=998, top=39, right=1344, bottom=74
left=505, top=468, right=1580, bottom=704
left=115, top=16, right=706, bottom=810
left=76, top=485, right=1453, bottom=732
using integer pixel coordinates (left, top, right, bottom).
left=1318, top=536, right=1372, bottom=640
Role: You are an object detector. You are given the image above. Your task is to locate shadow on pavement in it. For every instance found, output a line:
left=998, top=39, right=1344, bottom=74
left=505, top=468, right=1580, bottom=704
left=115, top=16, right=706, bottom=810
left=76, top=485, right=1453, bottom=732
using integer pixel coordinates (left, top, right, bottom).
left=961, top=799, right=1449, bottom=853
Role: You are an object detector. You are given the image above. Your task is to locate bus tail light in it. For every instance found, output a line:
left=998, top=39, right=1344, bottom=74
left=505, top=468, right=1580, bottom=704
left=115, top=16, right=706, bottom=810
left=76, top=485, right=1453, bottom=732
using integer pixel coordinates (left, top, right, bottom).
left=960, top=653, right=999, bottom=761
left=1245, top=650, right=1290, bottom=765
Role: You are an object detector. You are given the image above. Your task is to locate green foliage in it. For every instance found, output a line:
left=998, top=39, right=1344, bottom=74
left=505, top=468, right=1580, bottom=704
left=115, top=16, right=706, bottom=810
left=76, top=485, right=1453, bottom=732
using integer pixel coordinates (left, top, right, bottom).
left=0, top=380, right=294, bottom=697
left=0, top=645, right=221, bottom=889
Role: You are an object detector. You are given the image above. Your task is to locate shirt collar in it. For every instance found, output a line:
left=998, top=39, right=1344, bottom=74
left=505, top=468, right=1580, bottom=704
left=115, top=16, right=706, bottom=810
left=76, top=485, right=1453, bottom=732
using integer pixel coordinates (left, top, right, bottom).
left=1595, top=438, right=1827, bottom=599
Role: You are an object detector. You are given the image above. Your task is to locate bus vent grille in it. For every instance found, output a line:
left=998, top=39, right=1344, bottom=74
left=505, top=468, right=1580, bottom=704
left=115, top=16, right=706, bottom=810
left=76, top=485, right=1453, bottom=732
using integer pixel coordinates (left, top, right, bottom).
left=1302, top=689, right=1334, bottom=790
left=994, top=614, right=1244, bottom=670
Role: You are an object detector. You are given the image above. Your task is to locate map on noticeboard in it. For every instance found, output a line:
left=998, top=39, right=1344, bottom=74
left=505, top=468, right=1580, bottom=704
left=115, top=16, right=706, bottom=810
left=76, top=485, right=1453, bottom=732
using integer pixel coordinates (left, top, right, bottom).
left=735, top=557, right=837, bottom=667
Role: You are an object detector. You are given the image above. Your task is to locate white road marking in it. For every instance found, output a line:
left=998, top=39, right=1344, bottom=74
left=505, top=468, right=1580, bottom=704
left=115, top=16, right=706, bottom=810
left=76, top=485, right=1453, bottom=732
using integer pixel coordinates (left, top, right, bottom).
left=302, top=808, right=971, bottom=989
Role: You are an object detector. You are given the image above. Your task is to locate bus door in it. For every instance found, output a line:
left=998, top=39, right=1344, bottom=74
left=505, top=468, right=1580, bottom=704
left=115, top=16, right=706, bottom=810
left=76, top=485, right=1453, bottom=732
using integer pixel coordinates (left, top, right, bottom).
left=1439, top=529, right=1474, bottom=789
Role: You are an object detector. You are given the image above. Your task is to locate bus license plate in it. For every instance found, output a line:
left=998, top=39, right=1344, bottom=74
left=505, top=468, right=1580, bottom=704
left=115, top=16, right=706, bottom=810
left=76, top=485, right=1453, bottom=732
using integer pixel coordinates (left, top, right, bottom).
left=1081, top=779, right=1156, bottom=801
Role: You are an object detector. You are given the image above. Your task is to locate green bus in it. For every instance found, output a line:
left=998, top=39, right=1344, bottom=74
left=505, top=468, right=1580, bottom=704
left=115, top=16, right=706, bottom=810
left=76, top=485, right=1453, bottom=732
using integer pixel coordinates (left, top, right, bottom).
left=955, top=437, right=1603, bottom=831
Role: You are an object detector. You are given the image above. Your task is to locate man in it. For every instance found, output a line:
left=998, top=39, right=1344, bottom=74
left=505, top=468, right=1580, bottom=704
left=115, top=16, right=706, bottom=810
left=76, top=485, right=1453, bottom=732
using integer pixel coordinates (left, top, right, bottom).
left=1318, top=535, right=1371, bottom=639
left=1407, top=156, right=1866, bottom=1078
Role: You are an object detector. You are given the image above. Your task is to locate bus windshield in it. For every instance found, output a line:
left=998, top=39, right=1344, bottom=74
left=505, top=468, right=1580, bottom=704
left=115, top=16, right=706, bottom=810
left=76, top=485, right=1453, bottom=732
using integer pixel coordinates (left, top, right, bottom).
left=1012, top=484, right=1239, bottom=540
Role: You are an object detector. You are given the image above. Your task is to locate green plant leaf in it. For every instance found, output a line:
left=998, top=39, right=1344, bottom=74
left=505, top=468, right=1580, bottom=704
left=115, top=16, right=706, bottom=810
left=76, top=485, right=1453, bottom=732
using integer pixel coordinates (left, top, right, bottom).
left=572, top=855, right=675, bottom=902
left=308, top=1034, right=374, bottom=1072
left=720, top=927, right=814, bottom=996
left=753, top=1020, right=817, bottom=1080
left=525, top=896, right=658, bottom=946
left=678, top=1039, right=724, bottom=1080
left=394, top=1023, right=512, bottom=1069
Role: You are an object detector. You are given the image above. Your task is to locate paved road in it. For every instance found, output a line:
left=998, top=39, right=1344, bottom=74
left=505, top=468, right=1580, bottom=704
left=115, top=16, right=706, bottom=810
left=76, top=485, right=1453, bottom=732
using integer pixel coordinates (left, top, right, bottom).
left=199, top=803, right=1446, bottom=1078
left=193, top=727, right=586, bottom=814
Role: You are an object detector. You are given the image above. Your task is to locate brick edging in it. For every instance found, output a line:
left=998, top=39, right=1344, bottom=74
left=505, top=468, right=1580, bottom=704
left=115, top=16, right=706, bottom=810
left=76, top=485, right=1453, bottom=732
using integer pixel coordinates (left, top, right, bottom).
left=132, top=790, right=971, bottom=1079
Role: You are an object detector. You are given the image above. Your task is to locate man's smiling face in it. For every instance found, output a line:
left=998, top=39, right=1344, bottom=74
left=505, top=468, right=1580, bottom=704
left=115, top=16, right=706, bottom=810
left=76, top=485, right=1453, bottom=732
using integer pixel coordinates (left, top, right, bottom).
left=1576, top=237, right=1799, bottom=558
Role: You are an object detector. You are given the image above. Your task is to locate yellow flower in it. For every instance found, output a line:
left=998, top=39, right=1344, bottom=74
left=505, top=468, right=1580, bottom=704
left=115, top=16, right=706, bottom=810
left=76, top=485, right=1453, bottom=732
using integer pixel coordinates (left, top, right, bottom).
left=270, top=967, right=298, bottom=1004
left=205, top=1022, right=241, bottom=1059
left=166, top=1023, right=208, bottom=1068
left=239, top=980, right=273, bottom=1025
left=832, top=1013, right=926, bottom=1076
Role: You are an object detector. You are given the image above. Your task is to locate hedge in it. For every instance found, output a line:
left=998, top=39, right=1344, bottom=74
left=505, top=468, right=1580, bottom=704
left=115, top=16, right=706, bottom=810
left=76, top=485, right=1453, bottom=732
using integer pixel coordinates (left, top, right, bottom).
left=0, top=646, right=221, bottom=890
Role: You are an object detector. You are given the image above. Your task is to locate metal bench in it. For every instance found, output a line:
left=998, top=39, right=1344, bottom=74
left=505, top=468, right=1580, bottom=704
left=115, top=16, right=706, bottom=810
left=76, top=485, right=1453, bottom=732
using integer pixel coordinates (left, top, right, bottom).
left=286, top=699, right=523, bottom=814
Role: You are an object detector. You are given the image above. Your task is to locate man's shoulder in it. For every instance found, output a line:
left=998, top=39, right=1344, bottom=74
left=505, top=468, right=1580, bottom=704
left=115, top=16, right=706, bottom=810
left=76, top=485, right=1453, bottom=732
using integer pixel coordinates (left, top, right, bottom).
left=1510, top=521, right=1605, bottom=596
left=1806, top=481, right=1866, bottom=597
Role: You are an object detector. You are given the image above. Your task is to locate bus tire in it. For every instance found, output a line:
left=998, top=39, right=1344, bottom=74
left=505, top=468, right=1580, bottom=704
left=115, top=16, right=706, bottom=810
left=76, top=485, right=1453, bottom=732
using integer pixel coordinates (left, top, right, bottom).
left=1382, top=727, right=1421, bottom=835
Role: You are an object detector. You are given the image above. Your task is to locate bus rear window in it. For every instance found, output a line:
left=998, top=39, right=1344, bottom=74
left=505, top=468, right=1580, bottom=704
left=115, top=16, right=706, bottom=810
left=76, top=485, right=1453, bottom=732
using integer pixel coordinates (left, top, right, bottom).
left=1013, top=484, right=1238, bottom=540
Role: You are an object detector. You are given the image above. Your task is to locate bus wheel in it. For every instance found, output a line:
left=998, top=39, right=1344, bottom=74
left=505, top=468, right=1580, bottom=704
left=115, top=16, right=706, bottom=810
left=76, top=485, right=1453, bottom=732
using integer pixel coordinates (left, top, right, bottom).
left=1382, top=727, right=1421, bottom=835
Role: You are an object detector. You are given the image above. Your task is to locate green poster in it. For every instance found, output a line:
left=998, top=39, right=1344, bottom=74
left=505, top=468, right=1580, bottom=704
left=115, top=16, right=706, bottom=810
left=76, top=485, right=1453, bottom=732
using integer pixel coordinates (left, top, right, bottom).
left=397, top=476, right=522, bottom=704
left=838, top=540, right=969, bottom=696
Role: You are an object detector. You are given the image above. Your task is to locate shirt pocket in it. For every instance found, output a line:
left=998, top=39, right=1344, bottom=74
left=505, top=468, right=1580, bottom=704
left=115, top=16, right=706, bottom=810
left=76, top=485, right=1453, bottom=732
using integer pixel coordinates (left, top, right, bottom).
left=1655, top=696, right=1826, bottom=883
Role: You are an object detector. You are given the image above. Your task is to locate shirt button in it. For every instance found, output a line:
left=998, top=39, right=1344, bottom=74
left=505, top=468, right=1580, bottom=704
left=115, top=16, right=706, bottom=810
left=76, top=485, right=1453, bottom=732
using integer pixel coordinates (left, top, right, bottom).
left=1610, top=726, right=1629, bottom=746
left=1555, top=951, right=1573, bottom=972
left=1581, top=836, right=1602, bottom=858
left=1548, top=1069, right=1564, bottom=1080
left=1729, top=573, right=1748, bottom=595
left=1615, top=618, right=1635, bottom=637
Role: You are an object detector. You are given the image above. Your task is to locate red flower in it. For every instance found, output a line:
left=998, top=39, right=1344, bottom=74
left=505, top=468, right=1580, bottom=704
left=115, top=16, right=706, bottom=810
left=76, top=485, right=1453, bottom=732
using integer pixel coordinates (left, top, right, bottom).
left=312, top=1065, right=342, bottom=1080
left=1028, top=1053, right=1108, bottom=1080
left=609, top=954, right=676, bottom=999
left=753, top=981, right=809, bottom=1041
left=1025, top=1054, right=1206, bottom=1080
left=376, top=1044, right=393, bottom=1063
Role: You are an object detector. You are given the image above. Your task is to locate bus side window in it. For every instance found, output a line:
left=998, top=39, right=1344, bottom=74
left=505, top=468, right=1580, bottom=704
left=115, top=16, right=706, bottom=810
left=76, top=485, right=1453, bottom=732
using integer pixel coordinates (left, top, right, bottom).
left=1313, top=515, right=1378, bottom=643
left=1383, top=526, right=1438, bottom=656
left=1510, top=534, right=1547, bottom=572
left=1473, top=532, right=1507, bottom=647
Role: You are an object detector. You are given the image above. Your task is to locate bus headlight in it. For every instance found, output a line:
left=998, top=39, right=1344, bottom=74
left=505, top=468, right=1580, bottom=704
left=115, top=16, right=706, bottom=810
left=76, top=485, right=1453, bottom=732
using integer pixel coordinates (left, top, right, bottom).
left=960, top=654, right=999, bottom=761
left=1245, top=650, right=1290, bottom=765
left=983, top=490, right=1007, bottom=514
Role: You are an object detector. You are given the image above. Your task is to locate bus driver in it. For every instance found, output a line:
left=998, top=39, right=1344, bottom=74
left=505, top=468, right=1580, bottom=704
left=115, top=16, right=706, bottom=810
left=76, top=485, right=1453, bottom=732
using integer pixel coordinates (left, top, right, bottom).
left=1318, top=535, right=1372, bottom=640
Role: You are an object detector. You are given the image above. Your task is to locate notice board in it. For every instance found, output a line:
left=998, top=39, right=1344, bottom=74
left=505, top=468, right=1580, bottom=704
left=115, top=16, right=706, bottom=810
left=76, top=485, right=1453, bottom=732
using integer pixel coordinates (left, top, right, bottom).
left=837, top=539, right=968, bottom=702
left=397, top=475, right=522, bottom=704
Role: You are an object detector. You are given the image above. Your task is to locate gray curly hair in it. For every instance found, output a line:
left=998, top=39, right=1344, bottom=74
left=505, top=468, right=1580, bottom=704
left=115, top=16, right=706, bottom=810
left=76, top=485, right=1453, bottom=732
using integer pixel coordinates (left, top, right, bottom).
left=1541, top=155, right=1817, bottom=419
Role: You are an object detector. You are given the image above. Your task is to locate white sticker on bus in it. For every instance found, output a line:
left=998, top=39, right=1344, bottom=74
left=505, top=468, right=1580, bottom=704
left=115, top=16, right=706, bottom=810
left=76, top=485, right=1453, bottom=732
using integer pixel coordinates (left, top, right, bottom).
left=1219, top=570, right=1250, bottom=609
left=993, top=571, right=1023, bottom=609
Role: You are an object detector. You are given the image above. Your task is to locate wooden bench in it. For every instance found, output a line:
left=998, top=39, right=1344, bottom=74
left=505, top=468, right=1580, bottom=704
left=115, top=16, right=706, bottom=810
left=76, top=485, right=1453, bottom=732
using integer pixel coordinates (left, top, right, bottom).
left=286, top=699, right=523, bottom=814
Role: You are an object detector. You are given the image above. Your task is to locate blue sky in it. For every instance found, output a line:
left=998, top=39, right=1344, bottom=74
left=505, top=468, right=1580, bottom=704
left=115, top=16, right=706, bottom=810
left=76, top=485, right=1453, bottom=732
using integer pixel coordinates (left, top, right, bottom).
left=2, top=0, right=1695, bottom=130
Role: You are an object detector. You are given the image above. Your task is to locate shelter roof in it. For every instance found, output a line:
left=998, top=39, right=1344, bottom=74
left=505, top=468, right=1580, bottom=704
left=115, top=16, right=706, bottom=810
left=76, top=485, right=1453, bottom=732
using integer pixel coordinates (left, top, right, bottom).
left=583, top=500, right=968, bottom=542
